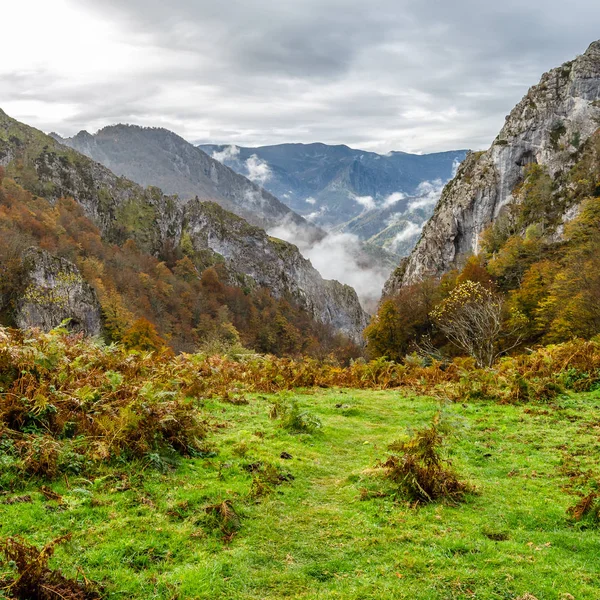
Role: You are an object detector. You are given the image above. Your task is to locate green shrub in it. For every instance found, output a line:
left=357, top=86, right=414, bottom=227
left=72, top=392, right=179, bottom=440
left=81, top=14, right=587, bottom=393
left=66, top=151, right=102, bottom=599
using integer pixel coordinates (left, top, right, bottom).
left=270, top=398, right=321, bottom=433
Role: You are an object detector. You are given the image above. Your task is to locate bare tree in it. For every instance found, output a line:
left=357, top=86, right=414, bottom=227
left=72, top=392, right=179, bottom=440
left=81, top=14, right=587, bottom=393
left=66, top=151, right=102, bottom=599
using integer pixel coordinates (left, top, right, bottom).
left=431, top=280, right=524, bottom=367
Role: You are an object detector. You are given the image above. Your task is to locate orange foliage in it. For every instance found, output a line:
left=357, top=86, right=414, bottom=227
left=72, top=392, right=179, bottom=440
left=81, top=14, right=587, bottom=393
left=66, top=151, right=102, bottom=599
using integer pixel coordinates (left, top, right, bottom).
left=122, top=318, right=169, bottom=353
left=0, top=178, right=359, bottom=360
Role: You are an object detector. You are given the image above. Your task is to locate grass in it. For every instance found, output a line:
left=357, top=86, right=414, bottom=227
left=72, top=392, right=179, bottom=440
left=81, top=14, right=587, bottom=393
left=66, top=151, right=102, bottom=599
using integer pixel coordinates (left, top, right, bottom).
left=2, top=388, right=600, bottom=599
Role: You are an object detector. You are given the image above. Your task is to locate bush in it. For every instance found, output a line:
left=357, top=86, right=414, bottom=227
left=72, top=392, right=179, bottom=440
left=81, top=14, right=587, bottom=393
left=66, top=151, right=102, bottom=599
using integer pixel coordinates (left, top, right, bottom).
left=0, top=327, right=208, bottom=479
left=246, top=461, right=294, bottom=498
left=270, top=397, right=322, bottom=433
left=378, top=413, right=472, bottom=504
left=202, top=500, right=241, bottom=542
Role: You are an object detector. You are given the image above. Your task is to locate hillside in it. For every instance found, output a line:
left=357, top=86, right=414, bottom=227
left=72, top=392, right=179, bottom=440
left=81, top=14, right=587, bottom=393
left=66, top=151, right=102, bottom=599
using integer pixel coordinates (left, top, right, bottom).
left=52, top=124, right=397, bottom=310
left=368, top=40, right=600, bottom=364
left=0, top=108, right=368, bottom=350
left=200, top=142, right=467, bottom=231
left=52, top=126, right=321, bottom=239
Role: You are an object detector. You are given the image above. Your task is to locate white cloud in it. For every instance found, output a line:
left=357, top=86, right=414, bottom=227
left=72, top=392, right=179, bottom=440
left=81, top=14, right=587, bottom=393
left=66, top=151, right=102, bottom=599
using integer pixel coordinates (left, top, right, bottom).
left=212, top=145, right=240, bottom=163
left=382, top=191, right=405, bottom=208
left=2, top=1, right=599, bottom=154
left=407, top=179, right=444, bottom=212
left=245, top=154, right=271, bottom=185
left=351, top=194, right=376, bottom=211
left=267, top=221, right=391, bottom=311
left=305, top=196, right=317, bottom=205
left=451, top=157, right=461, bottom=177
left=305, top=207, right=327, bottom=222
left=391, top=222, right=423, bottom=250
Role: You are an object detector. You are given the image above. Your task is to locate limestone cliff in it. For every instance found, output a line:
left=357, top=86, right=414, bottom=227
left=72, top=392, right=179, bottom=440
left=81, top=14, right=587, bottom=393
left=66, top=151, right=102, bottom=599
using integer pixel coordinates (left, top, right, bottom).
left=183, top=201, right=369, bottom=342
left=15, top=248, right=102, bottom=335
left=388, top=40, right=600, bottom=292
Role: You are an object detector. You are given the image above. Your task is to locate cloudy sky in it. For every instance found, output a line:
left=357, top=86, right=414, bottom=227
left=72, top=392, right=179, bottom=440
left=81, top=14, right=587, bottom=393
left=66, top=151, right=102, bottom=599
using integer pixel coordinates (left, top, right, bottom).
left=1, top=0, right=599, bottom=154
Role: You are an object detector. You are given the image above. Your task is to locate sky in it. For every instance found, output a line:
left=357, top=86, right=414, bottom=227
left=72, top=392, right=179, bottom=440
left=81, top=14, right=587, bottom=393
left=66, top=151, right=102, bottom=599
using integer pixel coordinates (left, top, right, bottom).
left=1, top=0, right=599, bottom=154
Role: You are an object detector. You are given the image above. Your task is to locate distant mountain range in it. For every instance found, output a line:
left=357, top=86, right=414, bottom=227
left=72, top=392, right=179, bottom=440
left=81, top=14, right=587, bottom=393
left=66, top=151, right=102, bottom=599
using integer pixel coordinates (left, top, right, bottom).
left=52, top=126, right=321, bottom=240
left=51, top=125, right=467, bottom=307
left=198, top=142, right=467, bottom=235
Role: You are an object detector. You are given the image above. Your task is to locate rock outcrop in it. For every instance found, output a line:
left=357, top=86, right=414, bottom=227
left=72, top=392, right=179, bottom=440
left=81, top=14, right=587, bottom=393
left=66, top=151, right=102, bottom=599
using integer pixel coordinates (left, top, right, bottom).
left=184, top=201, right=369, bottom=342
left=15, top=248, right=102, bottom=335
left=387, top=40, right=600, bottom=293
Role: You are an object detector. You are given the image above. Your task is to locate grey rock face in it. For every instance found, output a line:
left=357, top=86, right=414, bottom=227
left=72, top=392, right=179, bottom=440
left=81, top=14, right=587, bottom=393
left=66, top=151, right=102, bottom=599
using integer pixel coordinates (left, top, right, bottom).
left=53, top=125, right=321, bottom=240
left=391, top=40, right=600, bottom=292
left=15, top=248, right=102, bottom=335
left=184, top=201, right=370, bottom=343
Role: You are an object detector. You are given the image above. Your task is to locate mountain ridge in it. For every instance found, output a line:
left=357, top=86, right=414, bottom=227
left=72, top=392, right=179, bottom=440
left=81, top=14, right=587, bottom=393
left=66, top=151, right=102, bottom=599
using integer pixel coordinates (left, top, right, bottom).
left=51, top=124, right=322, bottom=240
left=199, top=141, right=467, bottom=231
left=0, top=108, right=368, bottom=343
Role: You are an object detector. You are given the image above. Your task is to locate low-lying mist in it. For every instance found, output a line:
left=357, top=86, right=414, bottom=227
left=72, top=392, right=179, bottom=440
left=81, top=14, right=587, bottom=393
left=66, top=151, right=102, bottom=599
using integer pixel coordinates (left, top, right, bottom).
left=268, top=176, right=452, bottom=312
left=268, top=222, right=392, bottom=313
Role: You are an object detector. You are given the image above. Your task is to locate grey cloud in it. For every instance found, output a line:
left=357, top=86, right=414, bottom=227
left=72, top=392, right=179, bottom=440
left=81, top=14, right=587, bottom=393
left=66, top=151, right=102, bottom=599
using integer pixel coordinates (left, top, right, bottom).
left=4, top=0, right=600, bottom=152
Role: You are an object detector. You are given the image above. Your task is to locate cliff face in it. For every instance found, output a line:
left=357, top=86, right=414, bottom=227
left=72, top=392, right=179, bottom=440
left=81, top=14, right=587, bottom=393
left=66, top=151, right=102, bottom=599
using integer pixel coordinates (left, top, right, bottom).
left=389, top=41, right=600, bottom=291
left=183, top=201, right=369, bottom=341
left=15, top=248, right=102, bottom=335
left=0, top=111, right=182, bottom=256
left=0, top=110, right=367, bottom=342
left=53, top=125, right=321, bottom=240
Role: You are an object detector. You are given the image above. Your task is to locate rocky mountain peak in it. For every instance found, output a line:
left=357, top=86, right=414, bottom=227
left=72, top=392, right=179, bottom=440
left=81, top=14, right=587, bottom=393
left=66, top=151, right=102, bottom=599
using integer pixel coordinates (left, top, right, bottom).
left=388, top=40, right=600, bottom=291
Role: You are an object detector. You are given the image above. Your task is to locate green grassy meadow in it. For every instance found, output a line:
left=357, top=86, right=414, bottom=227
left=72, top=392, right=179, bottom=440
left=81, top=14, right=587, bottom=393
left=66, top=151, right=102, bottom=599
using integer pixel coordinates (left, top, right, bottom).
left=2, top=389, right=600, bottom=599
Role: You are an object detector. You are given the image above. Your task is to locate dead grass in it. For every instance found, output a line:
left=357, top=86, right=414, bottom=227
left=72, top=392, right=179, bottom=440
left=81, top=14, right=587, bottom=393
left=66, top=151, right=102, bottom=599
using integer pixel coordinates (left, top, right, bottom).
left=0, top=535, right=100, bottom=599
left=378, top=413, right=473, bottom=504
left=567, top=491, right=600, bottom=522
left=203, top=501, right=241, bottom=542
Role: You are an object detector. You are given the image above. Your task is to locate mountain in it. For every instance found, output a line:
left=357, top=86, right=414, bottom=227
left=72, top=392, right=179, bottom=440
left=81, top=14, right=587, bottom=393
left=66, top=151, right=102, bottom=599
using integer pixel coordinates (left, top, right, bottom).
left=183, top=201, right=369, bottom=339
left=0, top=108, right=368, bottom=345
left=52, top=125, right=321, bottom=240
left=199, top=142, right=467, bottom=229
left=385, top=40, right=600, bottom=295
left=52, top=124, right=400, bottom=310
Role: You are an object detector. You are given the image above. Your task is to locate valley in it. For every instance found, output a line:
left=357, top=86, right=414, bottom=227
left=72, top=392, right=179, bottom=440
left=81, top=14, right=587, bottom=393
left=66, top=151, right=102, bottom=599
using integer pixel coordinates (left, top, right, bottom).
left=2, top=3, right=600, bottom=598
